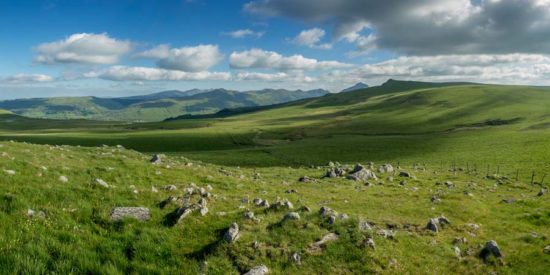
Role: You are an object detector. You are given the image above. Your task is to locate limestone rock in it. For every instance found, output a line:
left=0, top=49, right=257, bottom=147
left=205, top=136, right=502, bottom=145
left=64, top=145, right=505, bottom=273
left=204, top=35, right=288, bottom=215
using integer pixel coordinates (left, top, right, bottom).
left=110, top=207, right=150, bottom=221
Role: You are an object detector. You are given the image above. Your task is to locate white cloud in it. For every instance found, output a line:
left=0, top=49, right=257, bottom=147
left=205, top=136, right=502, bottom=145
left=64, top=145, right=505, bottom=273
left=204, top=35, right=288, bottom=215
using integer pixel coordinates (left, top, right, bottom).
left=291, top=28, right=331, bottom=49
left=229, top=48, right=351, bottom=70
left=222, top=29, right=265, bottom=38
left=35, top=33, right=131, bottom=64
left=321, top=53, right=550, bottom=88
left=4, top=74, right=54, bottom=84
left=234, top=71, right=316, bottom=82
left=86, top=66, right=230, bottom=81
left=135, top=44, right=223, bottom=72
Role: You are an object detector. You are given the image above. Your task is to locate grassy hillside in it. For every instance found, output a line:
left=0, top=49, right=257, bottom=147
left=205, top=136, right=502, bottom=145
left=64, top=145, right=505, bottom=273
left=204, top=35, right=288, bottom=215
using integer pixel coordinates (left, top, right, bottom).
left=1, top=80, right=549, bottom=175
left=0, top=89, right=328, bottom=122
left=0, top=141, right=548, bottom=274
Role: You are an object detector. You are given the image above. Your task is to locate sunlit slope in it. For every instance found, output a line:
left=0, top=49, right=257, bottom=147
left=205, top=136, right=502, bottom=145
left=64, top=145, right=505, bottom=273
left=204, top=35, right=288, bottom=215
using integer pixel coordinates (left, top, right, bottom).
left=1, top=80, right=549, bottom=169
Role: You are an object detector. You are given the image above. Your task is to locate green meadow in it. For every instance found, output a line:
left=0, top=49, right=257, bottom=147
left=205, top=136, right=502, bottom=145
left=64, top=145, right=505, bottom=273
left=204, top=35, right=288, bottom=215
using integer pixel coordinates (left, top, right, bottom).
left=0, top=80, right=549, bottom=274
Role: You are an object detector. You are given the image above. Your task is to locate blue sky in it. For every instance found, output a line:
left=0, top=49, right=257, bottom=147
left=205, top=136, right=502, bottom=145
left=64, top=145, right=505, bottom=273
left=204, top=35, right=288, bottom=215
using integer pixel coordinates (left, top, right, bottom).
left=1, top=0, right=550, bottom=99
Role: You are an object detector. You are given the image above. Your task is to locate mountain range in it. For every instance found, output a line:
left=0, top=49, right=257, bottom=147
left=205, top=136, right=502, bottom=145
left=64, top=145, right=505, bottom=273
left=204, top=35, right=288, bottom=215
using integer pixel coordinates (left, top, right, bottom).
left=0, top=87, right=331, bottom=122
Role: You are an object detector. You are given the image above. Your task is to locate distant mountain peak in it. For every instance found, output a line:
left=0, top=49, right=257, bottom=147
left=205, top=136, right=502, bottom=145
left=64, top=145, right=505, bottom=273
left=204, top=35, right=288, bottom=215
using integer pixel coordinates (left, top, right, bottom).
left=341, top=82, right=370, bottom=93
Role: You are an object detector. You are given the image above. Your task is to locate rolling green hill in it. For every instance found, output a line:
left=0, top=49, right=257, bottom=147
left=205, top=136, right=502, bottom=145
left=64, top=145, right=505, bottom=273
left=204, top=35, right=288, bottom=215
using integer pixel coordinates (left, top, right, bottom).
left=0, top=88, right=328, bottom=122
left=1, top=80, right=549, bottom=173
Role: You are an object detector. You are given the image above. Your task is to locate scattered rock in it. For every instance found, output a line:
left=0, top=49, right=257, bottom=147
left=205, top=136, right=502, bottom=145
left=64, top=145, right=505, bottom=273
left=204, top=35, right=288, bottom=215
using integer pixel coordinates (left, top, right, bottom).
left=58, top=175, right=69, bottom=183
left=399, top=171, right=412, bottom=178
left=480, top=240, right=502, bottom=260
left=399, top=180, right=407, bottom=186
left=110, top=207, right=150, bottom=221
left=285, top=189, right=298, bottom=194
left=270, top=199, right=293, bottom=210
left=378, top=164, right=394, bottom=173
left=307, top=233, right=339, bottom=254
left=538, top=188, right=546, bottom=196
left=27, top=208, right=46, bottom=219
left=244, top=211, right=256, bottom=220
left=224, top=223, right=240, bottom=243
left=445, top=181, right=454, bottom=188
left=151, top=186, right=158, bottom=193
left=544, top=245, right=550, bottom=254
left=426, top=216, right=451, bottom=232
left=95, top=178, right=109, bottom=188
left=243, top=265, right=269, bottom=275
left=283, top=212, right=301, bottom=221
left=454, top=246, right=461, bottom=258
left=299, top=176, right=313, bottom=183
left=198, top=206, right=208, bottom=216
left=328, top=215, right=337, bottom=224
left=319, top=206, right=337, bottom=217
left=323, top=166, right=345, bottom=178
left=4, top=169, right=15, bottom=175
left=362, top=238, right=376, bottom=249
left=150, top=154, right=162, bottom=164
left=377, top=229, right=395, bottom=239
left=253, top=198, right=264, bottom=206
left=347, top=164, right=378, bottom=182
left=163, top=185, right=177, bottom=191
left=290, top=252, right=301, bottom=265
left=301, top=206, right=311, bottom=212
left=359, top=220, right=373, bottom=232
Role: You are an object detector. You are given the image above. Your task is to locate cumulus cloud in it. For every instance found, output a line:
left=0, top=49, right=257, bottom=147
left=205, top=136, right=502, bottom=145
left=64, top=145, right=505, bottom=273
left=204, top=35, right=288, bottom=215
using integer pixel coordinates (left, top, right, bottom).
left=234, top=71, right=316, bottom=82
left=229, top=48, right=351, bottom=70
left=85, top=66, right=230, bottom=81
left=135, top=44, right=223, bottom=72
left=35, top=33, right=131, bottom=64
left=291, top=28, right=331, bottom=49
left=245, top=0, right=550, bottom=55
left=322, top=53, right=550, bottom=87
left=222, top=29, right=265, bottom=38
left=4, top=74, right=54, bottom=84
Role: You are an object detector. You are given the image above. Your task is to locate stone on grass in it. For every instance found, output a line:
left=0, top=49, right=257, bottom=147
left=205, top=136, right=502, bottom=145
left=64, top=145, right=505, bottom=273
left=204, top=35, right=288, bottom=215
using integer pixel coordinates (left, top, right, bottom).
left=150, top=154, right=162, bottom=164
left=544, top=245, right=550, bottom=254
left=378, top=164, right=394, bottom=173
left=290, top=252, right=301, bottom=265
left=454, top=246, right=462, bottom=258
left=4, top=170, right=15, bottom=175
left=151, top=186, right=158, bottom=193
left=163, top=185, right=177, bottom=191
left=299, top=176, right=313, bottom=183
left=95, top=178, right=109, bottom=188
left=426, top=216, right=451, bottom=232
left=224, top=223, right=240, bottom=243
left=362, top=238, right=376, bottom=249
left=319, top=206, right=337, bottom=217
left=244, top=211, right=256, bottom=220
left=307, top=233, right=339, bottom=254
left=27, top=209, right=46, bottom=219
left=480, top=240, right=502, bottom=260
left=59, top=175, right=69, bottom=183
left=347, top=164, right=378, bottom=182
left=399, top=171, right=412, bottom=178
left=538, top=188, right=546, bottom=196
left=199, top=206, right=209, bottom=216
left=359, top=220, right=373, bottom=232
left=110, top=207, right=150, bottom=221
left=284, top=212, right=301, bottom=221
left=244, top=265, right=269, bottom=275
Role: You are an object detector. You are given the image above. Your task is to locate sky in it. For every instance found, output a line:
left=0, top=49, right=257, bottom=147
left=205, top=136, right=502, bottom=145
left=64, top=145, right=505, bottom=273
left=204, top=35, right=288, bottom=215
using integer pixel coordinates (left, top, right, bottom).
left=1, top=0, right=550, bottom=99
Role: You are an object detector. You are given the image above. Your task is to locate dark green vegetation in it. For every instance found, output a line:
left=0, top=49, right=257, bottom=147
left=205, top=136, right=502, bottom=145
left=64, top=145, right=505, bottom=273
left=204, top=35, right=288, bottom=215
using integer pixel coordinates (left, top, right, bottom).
left=1, top=80, right=549, bottom=273
left=0, top=88, right=328, bottom=122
